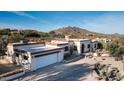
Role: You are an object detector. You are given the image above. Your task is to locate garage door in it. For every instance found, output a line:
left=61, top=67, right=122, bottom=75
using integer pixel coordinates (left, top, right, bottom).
left=31, top=53, right=58, bottom=71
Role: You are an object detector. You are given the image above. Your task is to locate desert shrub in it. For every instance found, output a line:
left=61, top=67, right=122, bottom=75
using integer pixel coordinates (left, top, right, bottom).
left=97, top=42, right=103, bottom=50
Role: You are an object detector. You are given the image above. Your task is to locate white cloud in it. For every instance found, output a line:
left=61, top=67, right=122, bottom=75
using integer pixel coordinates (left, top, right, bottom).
left=8, top=11, right=52, bottom=26
left=8, top=11, right=36, bottom=20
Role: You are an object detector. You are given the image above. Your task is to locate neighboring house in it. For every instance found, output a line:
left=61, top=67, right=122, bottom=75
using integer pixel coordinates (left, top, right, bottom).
left=95, top=38, right=111, bottom=43
left=7, top=42, right=64, bottom=71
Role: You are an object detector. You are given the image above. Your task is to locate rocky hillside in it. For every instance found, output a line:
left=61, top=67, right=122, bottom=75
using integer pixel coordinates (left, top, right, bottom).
left=49, top=26, right=106, bottom=39
left=0, top=26, right=123, bottom=42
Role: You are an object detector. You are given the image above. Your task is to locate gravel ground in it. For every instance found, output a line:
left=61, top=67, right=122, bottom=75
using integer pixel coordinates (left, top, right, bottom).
left=15, top=56, right=124, bottom=81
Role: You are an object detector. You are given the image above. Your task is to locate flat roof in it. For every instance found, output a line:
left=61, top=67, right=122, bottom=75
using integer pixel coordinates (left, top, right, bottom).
left=69, top=39, right=91, bottom=42
left=8, top=42, right=45, bottom=46
left=51, top=40, right=68, bottom=44
left=14, top=46, right=63, bottom=54
left=47, top=40, right=69, bottom=46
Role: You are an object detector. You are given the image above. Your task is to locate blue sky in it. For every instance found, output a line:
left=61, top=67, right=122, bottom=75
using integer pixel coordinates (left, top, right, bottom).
left=0, top=11, right=124, bottom=34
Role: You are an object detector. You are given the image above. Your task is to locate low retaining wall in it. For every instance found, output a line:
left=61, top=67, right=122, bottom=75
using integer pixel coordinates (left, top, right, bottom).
left=0, top=69, right=25, bottom=81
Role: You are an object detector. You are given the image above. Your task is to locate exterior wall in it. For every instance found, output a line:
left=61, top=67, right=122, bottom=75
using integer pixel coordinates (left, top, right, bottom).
left=6, top=43, right=44, bottom=63
left=7, top=45, right=14, bottom=56
left=46, top=44, right=70, bottom=55
left=59, top=45, right=70, bottom=54
left=30, top=49, right=64, bottom=71
left=74, top=42, right=81, bottom=54
left=58, top=49, right=64, bottom=62
left=74, top=40, right=91, bottom=55
left=92, top=42, right=98, bottom=52
left=13, top=52, right=31, bottom=70
left=80, top=40, right=91, bottom=53
left=6, top=45, right=14, bottom=63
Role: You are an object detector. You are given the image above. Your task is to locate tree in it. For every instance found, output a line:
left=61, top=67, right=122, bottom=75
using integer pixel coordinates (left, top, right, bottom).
left=106, top=42, right=119, bottom=56
left=113, top=46, right=124, bottom=57
left=0, top=35, right=8, bottom=59
left=106, top=42, right=124, bottom=61
left=118, top=37, right=124, bottom=45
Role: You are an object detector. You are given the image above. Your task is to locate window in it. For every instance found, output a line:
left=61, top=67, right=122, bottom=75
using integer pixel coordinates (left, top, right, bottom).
left=15, top=53, right=19, bottom=57
left=74, top=46, right=77, bottom=51
left=94, top=44, right=97, bottom=48
left=64, top=46, right=69, bottom=51
left=88, top=44, right=90, bottom=48
left=23, top=55, right=28, bottom=60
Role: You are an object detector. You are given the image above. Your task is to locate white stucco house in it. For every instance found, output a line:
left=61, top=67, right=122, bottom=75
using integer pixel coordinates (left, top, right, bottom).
left=69, top=39, right=92, bottom=55
left=7, top=42, right=64, bottom=71
left=6, top=38, right=101, bottom=71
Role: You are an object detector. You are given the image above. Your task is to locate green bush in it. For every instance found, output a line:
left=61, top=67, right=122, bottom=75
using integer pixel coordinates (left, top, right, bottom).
left=106, top=42, right=124, bottom=60
left=106, top=42, right=118, bottom=56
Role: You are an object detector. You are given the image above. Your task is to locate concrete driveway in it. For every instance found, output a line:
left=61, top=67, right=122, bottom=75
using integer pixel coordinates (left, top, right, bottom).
left=16, top=57, right=124, bottom=81
left=16, top=58, right=95, bottom=81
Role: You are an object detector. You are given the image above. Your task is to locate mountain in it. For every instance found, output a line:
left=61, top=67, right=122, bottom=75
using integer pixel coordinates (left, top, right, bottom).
left=49, top=26, right=105, bottom=39
left=111, top=33, right=124, bottom=37
left=1, top=27, right=123, bottom=41
left=0, top=28, right=41, bottom=36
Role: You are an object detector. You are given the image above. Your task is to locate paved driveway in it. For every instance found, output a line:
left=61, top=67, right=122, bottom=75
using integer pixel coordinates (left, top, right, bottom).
left=16, top=57, right=124, bottom=81
left=16, top=58, right=95, bottom=81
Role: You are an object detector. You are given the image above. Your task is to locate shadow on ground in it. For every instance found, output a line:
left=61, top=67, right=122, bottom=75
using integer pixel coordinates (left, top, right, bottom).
left=18, top=62, right=93, bottom=81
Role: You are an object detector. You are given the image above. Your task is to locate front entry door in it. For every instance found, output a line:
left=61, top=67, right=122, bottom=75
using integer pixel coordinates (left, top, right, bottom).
left=81, top=44, right=84, bottom=53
